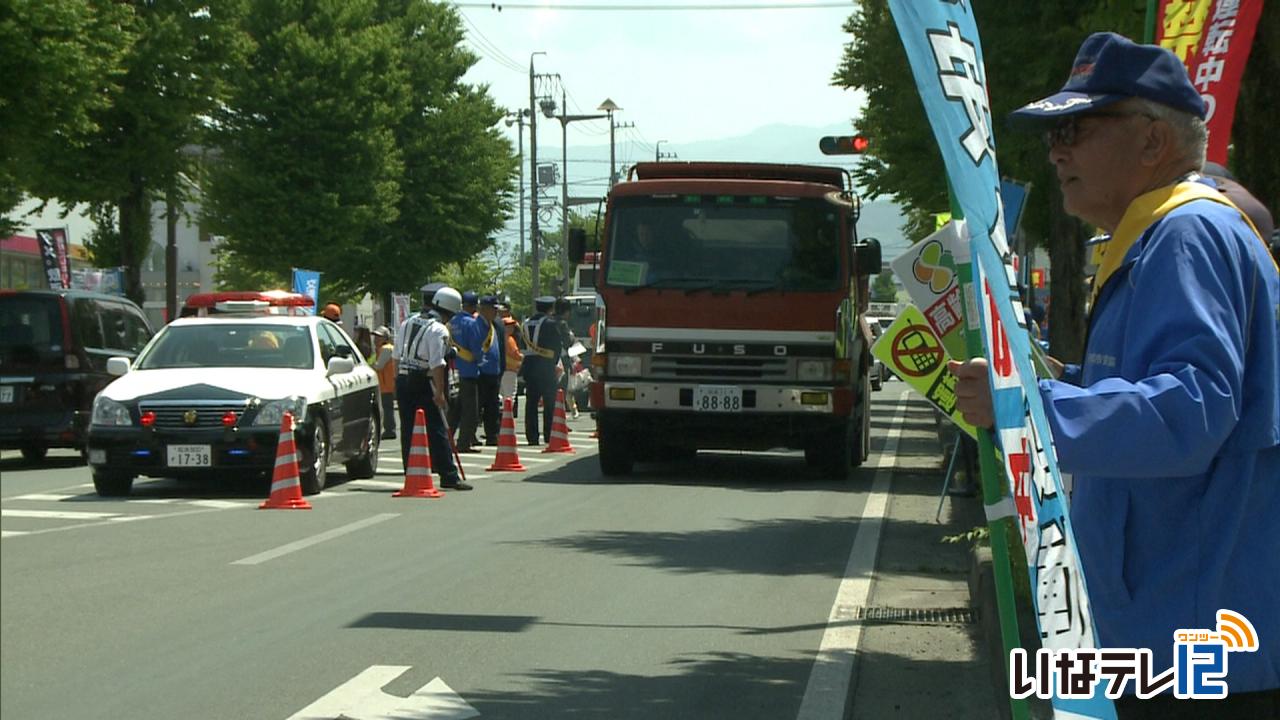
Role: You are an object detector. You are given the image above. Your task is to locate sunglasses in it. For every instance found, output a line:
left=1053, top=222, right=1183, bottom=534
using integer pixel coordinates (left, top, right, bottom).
left=1043, top=110, right=1155, bottom=149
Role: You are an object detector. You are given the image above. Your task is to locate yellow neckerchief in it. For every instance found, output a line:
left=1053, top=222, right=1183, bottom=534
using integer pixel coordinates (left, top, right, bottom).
left=1091, top=181, right=1275, bottom=307
left=450, top=314, right=495, bottom=363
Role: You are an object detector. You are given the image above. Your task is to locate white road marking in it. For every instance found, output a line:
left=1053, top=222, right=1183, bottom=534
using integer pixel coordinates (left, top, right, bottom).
left=2, top=509, right=122, bottom=520
left=10, top=493, right=76, bottom=502
left=795, top=389, right=909, bottom=720
left=286, top=665, right=478, bottom=720
left=133, top=498, right=183, bottom=504
left=186, top=499, right=249, bottom=509
left=2, top=530, right=30, bottom=538
left=231, top=513, right=399, bottom=566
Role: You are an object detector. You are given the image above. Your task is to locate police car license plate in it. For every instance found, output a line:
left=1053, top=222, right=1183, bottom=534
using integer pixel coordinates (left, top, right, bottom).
left=0, top=386, right=12, bottom=403
left=167, top=444, right=211, bottom=467
left=694, top=385, right=742, bottom=412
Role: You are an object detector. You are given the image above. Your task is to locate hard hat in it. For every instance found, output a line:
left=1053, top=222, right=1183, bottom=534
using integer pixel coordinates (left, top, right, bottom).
left=433, top=286, right=463, bottom=314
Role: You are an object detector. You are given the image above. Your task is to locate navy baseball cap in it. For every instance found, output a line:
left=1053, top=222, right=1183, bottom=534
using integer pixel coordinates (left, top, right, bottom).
left=478, top=294, right=498, bottom=307
left=461, top=291, right=479, bottom=306
left=1009, top=32, right=1205, bottom=127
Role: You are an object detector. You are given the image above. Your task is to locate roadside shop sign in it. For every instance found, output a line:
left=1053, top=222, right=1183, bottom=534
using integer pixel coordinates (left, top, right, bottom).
left=870, top=304, right=976, bottom=439
left=887, top=2, right=1114, bottom=718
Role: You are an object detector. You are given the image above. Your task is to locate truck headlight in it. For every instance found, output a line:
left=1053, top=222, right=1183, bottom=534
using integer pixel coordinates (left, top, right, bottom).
left=797, top=359, right=832, bottom=382
left=254, top=397, right=308, bottom=426
left=610, top=354, right=642, bottom=377
left=91, top=396, right=132, bottom=426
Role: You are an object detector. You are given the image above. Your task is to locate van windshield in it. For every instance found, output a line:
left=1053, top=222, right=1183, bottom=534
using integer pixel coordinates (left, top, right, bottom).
left=134, top=324, right=315, bottom=370
left=605, top=196, right=843, bottom=291
left=0, top=295, right=63, bottom=370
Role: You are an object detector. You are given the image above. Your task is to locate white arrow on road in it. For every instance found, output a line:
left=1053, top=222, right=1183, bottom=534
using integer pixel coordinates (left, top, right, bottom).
left=286, top=665, right=478, bottom=720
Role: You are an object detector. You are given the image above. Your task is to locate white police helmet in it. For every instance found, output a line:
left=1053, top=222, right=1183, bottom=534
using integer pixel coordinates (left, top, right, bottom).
left=433, top=286, right=463, bottom=314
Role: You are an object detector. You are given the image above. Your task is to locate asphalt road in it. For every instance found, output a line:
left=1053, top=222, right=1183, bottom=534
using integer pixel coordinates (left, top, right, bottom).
left=2, top=392, right=922, bottom=720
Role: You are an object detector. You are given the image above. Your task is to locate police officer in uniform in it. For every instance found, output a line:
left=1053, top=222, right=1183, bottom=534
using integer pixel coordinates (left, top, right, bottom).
left=522, top=296, right=564, bottom=445
left=394, top=286, right=471, bottom=490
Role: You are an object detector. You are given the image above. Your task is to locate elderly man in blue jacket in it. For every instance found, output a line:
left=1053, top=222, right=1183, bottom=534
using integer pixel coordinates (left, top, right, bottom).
left=953, top=33, right=1279, bottom=718
left=449, top=290, right=492, bottom=453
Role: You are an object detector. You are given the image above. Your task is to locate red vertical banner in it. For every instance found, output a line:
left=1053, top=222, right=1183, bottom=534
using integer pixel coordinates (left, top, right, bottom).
left=1155, top=0, right=1265, bottom=164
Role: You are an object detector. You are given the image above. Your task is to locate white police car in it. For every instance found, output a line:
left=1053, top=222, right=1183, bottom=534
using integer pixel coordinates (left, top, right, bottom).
left=85, top=314, right=381, bottom=497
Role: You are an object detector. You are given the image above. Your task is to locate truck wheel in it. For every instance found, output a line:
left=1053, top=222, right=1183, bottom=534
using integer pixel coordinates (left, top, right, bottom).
left=597, top=414, right=634, bottom=476
left=806, top=420, right=854, bottom=480
left=852, top=373, right=872, bottom=469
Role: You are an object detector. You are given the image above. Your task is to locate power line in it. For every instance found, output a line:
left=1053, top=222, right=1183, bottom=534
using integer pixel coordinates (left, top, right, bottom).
left=457, top=11, right=525, bottom=72
left=456, top=2, right=850, bottom=10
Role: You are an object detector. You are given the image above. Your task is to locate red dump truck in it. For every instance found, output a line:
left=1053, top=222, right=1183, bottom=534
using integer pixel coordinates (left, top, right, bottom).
left=587, top=161, right=881, bottom=477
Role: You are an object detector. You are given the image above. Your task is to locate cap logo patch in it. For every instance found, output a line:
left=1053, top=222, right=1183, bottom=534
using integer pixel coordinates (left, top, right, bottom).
left=1070, top=61, right=1095, bottom=79
left=1023, top=97, right=1093, bottom=113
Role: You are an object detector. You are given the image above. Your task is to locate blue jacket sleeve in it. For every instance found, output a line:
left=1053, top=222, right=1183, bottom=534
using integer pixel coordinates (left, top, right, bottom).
left=1039, top=213, right=1250, bottom=478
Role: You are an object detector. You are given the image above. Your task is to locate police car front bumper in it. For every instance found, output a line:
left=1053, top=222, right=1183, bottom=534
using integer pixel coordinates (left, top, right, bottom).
left=86, top=423, right=304, bottom=478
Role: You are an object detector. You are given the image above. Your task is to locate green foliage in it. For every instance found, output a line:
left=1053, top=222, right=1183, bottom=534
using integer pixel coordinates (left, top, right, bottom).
left=870, top=267, right=898, bottom=302
left=833, top=0, right=1150, bottom=357
left=203, top=0, right=517, bottom=301
left=0, top=0, right=132, bottom=230
left=212, top=248, right=290, bottom=293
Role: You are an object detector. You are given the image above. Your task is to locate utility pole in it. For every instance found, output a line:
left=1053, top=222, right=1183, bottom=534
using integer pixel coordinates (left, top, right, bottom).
left=528, top=51, right=545, bottom=300
left=655, top=139, right=677, bottom=163
left=505, top=109, right=528, bottom=265
left=549, top=86, right=608, bottom=289
left=597, top=98, right=622, bottom=189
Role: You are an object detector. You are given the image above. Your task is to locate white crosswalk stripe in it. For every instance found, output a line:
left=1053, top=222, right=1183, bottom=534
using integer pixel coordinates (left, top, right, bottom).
left=3, top=509, right=122, bottom=520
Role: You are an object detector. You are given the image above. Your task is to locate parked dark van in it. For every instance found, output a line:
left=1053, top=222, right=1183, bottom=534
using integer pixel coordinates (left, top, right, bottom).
left=1, top=289, right=154, bottom=460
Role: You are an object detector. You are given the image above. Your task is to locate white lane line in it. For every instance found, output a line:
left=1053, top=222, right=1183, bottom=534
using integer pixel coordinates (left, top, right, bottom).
left=2, top=530, right=30, bottom=538
left=187, top=499, right=249, bottom=509
left=133, top=498, right=183, bottom=504
left=2, top=509, right=122, bottom=520
left=0, top=504, right=240, bottom=540
left=231, top=513, right=400, bottom=566
left=10, top=493, right=76, bottom=502
left=795, top=389, right=910, bottom=720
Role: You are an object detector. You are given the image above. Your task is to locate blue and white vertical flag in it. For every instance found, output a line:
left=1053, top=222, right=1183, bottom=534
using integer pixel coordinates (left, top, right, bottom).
left=292, top=268, right=321, bottom=315
left=886, top=3, right=1115, bottom=718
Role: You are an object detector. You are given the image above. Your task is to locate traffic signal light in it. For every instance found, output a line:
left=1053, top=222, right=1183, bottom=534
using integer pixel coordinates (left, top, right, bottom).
left=819, top=134, right=870, bottom=155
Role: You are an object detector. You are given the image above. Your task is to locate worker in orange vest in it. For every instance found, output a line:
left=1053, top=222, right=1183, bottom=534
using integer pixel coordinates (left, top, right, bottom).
left=370, top=325, right=398, bottom=439
left=497, top=296, right=523, bottom=414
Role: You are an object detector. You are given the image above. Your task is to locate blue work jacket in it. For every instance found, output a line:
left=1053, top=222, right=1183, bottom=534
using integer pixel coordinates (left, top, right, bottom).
left=449, top=313, right=488, bottom=379
left=1040, top=198, right=1280, bottom=693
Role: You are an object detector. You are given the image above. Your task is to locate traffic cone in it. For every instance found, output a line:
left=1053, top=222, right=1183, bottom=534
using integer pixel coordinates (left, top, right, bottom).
left=260, top=412, right=312, bottom=509
left=394, top=409, right=443, bottom=498
left=487, top=397, right=526, bottom=471
left=542, top=389, right=576, bottom=454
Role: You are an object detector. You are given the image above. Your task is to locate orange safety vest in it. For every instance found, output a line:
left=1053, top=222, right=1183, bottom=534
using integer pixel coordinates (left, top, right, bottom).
left=502, top=317, right=524, bottom=372
left=374, top=342, right=397, bottom=393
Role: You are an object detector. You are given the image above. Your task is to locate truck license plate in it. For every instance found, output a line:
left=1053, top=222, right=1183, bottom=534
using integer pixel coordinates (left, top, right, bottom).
left=167, top=444, right=212, bottom=467
left=0, top=386, right=12, bottom=403
left=694, top=385, right=742, bottom=412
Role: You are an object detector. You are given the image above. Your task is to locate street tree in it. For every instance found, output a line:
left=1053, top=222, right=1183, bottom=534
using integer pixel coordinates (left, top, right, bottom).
left=833, top=0, right=1143, bottom=358
left=203, top=0, right=516, bottom=301
left=871, top=267, right=898, bottom=303
left=0, top=0, right=132, bottom=235
left=13, top=0, right=246, bottom=304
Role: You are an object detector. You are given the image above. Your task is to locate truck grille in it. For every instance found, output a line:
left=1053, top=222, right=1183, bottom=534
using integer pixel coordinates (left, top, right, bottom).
left=648, top=356, right=788, bottom=382
left=139, top=401, right=250, bottom=429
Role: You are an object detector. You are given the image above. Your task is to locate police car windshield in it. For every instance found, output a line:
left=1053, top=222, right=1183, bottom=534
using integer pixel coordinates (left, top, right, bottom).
left=605, top=196, right=842, bottom=292
left=134, top=324, right=314, bottom=370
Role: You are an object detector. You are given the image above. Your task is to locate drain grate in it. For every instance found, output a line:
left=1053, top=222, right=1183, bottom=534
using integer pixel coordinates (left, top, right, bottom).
left=850, top=606, right=976, bottom=625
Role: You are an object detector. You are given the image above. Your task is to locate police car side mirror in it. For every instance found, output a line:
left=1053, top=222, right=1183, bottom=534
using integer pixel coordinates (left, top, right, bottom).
left=107, top=357, right=132, bottom=377
left=326, top=356, right=355, bottom=376
left=854, top=237, right=882, bottom=276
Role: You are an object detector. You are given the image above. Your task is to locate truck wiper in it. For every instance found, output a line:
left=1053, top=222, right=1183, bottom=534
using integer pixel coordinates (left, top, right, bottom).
left=624, top=277, right=715, bottom=295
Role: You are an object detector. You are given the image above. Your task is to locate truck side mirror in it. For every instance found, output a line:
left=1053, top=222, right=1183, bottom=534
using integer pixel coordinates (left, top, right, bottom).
left=568, top=228, right=587, bottom=265
left=854, top=237, right=882, bottom=276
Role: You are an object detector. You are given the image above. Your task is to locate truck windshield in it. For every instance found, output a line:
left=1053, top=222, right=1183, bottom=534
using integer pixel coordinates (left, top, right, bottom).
left=605, top=196, right=843, bottom=291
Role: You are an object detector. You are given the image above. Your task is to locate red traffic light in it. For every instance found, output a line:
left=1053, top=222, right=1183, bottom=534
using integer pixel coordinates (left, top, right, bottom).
left=819, top=134, right=870, bottom=155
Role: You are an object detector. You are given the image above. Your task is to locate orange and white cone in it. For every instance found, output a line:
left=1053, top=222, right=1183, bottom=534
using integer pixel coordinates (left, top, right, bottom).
left=487, top=397, right=526, bottom=471
left=260, top=412, right=312, bottom=509
left=394, top=408, right=443, bottom=498
left=542, top=389, right=575, bottom=454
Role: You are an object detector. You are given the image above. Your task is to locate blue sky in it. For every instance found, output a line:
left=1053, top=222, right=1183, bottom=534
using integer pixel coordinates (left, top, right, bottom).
left=454, top=1, right=868, bottom=155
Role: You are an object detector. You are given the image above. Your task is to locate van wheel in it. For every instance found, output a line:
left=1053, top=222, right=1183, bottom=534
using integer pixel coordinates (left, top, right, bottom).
left=93, top=470, right=134, bottom=497
left=299, top=418, right=330, bottom=495
left=20, top=443, right=47, bottom=462
left=344, top=414, right=379, bottom=480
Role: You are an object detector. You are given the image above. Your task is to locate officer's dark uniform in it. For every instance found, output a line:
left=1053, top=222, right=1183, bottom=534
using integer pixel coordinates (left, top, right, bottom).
left=522, top=296, right=564, bottom=445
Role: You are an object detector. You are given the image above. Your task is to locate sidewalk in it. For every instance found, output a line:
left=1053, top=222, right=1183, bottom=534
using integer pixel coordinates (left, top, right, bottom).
left=848, top=390, right=999, bottom=719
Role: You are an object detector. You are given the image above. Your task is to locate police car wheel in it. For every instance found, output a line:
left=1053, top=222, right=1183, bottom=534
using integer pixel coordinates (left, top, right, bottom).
left=300, top=418, right=329, bottom=495
left=92, top=469, right=134, bottom=497
left=345, top=413, right=379, bottom=480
